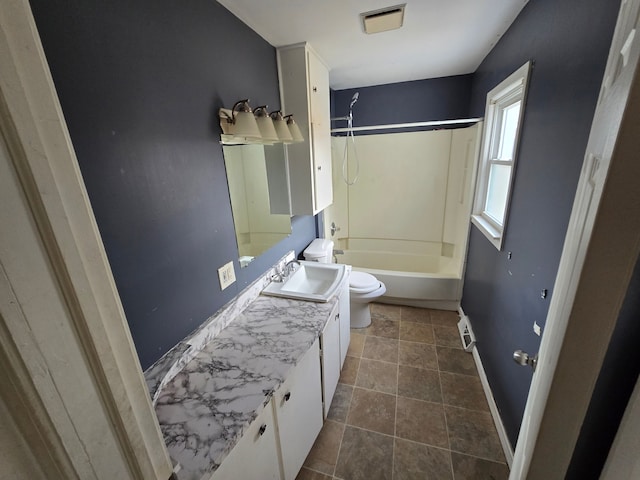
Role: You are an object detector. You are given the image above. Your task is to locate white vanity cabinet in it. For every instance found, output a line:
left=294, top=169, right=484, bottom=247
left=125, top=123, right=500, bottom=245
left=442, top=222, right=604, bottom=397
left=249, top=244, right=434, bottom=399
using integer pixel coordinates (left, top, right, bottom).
left=212, top=340, right=323, bottom=480
left=338, top=277, right=351, bottom=368
left=273, top=339, right=323, bottom=480
left=210, top=292, right=348, bottom=479
left=320, top=302, right=341, bottom=418
left=211, top=398, right=280, bottom=480
left=277, top=43, right=333, bottom=215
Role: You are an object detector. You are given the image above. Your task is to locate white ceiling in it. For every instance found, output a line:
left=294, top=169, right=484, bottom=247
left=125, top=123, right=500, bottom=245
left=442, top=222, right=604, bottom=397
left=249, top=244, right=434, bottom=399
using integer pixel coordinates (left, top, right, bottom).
left=217, top=0, right=529, bottom=90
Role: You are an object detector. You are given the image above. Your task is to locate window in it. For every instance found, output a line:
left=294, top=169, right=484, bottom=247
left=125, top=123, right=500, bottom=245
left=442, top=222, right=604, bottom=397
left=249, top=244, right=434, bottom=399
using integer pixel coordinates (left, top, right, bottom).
left=472, top=61, right=531, bottom=250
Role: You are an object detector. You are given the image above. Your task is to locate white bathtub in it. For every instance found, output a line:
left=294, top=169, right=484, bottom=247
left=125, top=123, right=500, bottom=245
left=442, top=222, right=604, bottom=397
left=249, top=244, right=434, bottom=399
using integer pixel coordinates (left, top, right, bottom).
left=335, top=249, right=463, bottom=310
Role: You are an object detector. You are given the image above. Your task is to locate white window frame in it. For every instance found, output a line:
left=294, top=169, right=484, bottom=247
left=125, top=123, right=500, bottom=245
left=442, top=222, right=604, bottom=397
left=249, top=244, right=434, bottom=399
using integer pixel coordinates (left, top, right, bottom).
left=472, top=61, right=531, bottom=250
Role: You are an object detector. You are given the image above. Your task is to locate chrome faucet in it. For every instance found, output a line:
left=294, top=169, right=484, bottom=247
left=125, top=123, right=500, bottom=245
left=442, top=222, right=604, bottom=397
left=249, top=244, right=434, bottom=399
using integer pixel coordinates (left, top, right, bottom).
left=271, top=264, right=285, bottom=283
left=283, top=259, right=300, bottom=277
left=271, top=259, right=300, bottom=283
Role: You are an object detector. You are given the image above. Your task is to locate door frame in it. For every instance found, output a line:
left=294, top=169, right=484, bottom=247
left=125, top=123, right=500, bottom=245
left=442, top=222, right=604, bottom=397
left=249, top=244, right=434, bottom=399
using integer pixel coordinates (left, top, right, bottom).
left=511, top=0, right=640, bottom=477
left=2, top=0, right=639, bottom=478
left=0, top=1, right=172, bottom=478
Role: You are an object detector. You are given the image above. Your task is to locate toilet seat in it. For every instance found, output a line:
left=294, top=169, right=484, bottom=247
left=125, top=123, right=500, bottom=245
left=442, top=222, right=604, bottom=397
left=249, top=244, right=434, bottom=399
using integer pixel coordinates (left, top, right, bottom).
left=350, top=271, right=380, bottom=294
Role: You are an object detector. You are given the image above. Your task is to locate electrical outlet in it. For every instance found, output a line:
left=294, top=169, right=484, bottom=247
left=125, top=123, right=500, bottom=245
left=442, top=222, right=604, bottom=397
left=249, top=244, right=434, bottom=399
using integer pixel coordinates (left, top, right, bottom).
left=218, top=261, right=236, bottom=290
left=533, top=321, right=541, bottom=336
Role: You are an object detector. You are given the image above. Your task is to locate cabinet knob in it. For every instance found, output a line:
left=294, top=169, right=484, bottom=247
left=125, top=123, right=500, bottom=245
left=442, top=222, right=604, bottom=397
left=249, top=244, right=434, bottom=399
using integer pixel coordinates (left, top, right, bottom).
left=284, top=392, right=291, bottom=402
left=317, top=166, right=322, bottom=171
left=313, top=86, right=317, bottom=92
left=258, top=424, right=267, bottom=436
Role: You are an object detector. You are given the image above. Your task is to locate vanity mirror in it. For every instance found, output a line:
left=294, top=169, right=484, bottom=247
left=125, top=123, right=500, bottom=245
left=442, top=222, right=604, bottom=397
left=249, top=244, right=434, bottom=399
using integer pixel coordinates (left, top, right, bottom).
left=223, top=143, right=291, bottom=267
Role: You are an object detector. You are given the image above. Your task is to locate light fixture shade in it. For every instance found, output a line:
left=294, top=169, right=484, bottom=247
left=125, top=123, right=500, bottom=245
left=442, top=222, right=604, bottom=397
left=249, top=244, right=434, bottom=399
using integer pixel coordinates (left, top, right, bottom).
left=286, top=116, right=305, bottom=143
left=233, top=110, right=262, bottom=140
left=271, top=112, right=293, bottom=143
left=254, top=107, right=279, bottom=143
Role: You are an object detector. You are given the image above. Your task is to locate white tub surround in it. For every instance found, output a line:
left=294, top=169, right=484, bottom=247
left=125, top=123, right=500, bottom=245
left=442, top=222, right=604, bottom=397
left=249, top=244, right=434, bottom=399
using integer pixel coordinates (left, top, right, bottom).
left=144, top=253, right=350, bottom=480
left=325, top=124, right=481, bottom=309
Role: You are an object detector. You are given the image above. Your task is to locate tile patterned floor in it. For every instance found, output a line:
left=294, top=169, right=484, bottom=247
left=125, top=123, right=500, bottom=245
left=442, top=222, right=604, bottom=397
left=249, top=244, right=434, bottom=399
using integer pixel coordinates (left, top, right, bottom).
left=297, top=304, right=509, bottom=480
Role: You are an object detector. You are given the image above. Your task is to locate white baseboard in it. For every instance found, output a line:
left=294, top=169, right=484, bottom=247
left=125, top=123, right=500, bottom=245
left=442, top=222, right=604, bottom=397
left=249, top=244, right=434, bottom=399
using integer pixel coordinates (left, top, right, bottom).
left=458, top=307, right=514, bottom=467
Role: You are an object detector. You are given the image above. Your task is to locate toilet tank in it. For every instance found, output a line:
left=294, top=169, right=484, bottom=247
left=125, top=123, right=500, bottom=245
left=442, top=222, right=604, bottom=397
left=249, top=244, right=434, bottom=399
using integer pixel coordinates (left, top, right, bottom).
left=303, top=238, right=334, bottom=263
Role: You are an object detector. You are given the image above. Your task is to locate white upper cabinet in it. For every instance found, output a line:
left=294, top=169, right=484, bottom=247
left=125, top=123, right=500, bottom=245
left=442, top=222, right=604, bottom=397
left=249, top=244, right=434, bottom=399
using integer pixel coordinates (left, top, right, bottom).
left=277, top=43, right=333, bottom=215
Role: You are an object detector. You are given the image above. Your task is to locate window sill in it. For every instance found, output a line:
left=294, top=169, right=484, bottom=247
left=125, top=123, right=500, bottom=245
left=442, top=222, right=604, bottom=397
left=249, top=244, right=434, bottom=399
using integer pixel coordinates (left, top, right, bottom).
left=471, top=214, right=504, bottom=250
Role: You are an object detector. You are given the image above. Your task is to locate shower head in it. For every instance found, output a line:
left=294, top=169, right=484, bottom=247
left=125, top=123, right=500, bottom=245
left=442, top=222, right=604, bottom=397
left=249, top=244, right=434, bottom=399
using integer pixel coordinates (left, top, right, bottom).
left=350, top=92, right=359, bottom=109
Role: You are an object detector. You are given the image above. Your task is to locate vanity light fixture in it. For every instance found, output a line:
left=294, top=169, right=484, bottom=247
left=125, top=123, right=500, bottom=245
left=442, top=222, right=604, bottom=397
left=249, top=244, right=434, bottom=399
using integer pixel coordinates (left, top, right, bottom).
left=218, top=102, right=304, bottom=145
left=229, top=99, right=262, bottom=141
left=270, top=110, right=294, bottom=144
left=253, top=105, right=280, bottom=143
left=285, top=114, right=305, bottom=143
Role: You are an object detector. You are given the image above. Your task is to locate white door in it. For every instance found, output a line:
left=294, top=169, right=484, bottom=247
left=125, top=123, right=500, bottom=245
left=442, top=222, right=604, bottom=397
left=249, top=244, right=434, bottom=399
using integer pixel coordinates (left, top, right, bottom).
left=511, top=0, right=640, bottom=477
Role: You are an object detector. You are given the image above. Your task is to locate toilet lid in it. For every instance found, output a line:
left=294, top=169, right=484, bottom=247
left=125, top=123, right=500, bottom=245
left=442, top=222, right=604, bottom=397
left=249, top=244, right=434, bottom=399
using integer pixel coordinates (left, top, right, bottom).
left=350, top=271, right=379, bottom=293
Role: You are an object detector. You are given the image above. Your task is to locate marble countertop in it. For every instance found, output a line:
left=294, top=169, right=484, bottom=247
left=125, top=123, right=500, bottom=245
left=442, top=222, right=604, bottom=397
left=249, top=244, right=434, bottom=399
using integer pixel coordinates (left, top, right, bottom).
left=153, top=292, right=338, bottom=480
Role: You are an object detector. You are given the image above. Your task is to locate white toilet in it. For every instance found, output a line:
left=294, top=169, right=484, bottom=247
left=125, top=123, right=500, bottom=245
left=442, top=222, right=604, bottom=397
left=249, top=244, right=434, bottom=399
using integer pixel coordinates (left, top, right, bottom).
left=303, top=238, right=386, bottom=328
left=348, top=270, right=386, bottom=328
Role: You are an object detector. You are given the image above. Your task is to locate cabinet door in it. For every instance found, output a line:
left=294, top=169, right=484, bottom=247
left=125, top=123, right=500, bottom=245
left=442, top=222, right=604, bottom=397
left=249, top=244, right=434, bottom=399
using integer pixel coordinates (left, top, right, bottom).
left=338, top=279, right=351, bottom=368
left=307, top=50, right=333, bottom=212
left=274, top=339, right=323, bottom=480
left=321, top=304, right=341, bottom=418
left=211, top=400, right=280, bottom=480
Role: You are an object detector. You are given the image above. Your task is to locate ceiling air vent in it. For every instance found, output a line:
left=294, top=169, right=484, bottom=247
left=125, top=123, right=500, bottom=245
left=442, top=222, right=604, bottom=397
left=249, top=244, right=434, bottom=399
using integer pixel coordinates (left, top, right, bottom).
left=361, top=4, right=406, bottom=34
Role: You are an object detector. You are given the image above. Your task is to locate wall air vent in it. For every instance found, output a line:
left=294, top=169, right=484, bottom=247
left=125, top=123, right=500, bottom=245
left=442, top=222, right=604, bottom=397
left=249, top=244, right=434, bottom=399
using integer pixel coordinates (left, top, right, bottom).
left=361, top=4, right=406, bottom=34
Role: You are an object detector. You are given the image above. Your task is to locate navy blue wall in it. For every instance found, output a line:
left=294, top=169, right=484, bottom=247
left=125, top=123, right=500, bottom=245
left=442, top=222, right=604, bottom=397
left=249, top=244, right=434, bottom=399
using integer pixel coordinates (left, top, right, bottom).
left=29, top=0, right=316, bottom=370
left=332, top=74, right=473, bottom=133
left=462, top=0, right=620, bottom=446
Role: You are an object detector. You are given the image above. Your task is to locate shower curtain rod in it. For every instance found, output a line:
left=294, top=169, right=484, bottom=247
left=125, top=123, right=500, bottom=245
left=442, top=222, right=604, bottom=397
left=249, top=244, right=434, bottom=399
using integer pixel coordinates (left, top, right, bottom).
left=330, top=117, right=482, bottom=134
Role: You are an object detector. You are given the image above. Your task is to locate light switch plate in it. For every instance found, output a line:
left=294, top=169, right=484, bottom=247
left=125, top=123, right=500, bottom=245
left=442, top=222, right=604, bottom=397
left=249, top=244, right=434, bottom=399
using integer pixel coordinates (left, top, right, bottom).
left=533, top=321, right=541, bottom=336
left=218, top=261, right=236, bottom=290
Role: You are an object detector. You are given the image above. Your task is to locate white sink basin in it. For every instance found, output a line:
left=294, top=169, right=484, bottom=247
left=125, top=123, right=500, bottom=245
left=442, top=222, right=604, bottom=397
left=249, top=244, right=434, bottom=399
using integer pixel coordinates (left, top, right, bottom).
left=262, top=261, right=346, bottom=302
